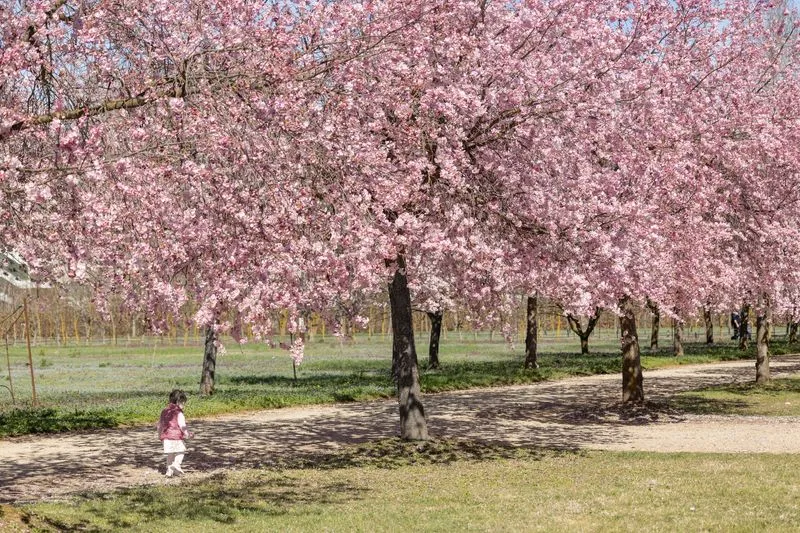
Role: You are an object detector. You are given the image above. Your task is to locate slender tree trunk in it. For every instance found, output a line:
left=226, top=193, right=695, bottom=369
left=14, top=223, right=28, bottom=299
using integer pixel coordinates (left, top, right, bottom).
left=524, top=295, right=539, bottom=368
left=620, top=297, right=644, bottom=403
left=739, top=304, right=751, bottom=350
left=110, top=312, right=117, bottom=347
left=673, top=319, right=684, bottom=357
left=200, top=326, right=217, bottom=396
left=755, top=295, right=771, bottom=384
left=789, top=321, right=798, bottom=344
left=388, top=254, right=429, bottom=441
left=427, top=310, right=443, bottom=370
left=647, top=300, right=660, bottom=351
left=703, top=308, right=714, bottom=344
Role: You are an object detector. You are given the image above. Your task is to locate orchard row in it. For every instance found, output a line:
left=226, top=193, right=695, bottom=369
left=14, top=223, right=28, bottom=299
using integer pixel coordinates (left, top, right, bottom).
left=2, top=1, right=799, bottom=438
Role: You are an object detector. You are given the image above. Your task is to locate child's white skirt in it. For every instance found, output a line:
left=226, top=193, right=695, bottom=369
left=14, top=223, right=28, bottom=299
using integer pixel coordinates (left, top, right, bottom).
left=163, top=439, right=186, bottom=454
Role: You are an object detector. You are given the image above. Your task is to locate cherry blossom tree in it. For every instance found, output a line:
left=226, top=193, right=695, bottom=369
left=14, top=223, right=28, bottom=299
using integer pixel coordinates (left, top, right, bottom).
left=3, top=0, right=799, bottom=435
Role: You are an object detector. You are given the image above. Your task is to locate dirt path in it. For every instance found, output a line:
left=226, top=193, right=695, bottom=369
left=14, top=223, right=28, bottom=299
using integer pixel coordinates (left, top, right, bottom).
left=3, top=357, right=800, bottom=503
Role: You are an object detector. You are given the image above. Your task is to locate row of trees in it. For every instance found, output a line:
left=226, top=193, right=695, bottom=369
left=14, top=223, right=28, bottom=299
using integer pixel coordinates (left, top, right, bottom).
left=0, top=284, right=747, bottom=350
left=2, top=0, right=800, bottom=439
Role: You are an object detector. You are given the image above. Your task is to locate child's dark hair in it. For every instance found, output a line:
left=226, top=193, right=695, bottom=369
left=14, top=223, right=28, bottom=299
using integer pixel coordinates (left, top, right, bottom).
left=169, top=389, right=187, bottom=405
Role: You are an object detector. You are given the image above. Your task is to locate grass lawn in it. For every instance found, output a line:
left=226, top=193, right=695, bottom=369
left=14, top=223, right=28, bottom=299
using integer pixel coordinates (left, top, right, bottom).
left=673, top=375, right=800, bottom=416
left=1, top=330, right=794, bottom=437
left=12, top=439, right=800, bottom=532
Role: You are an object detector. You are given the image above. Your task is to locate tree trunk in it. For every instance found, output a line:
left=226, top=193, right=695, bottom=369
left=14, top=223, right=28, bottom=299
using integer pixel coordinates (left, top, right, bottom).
left=620, top=297, right=644, bottom=403
left=566, top=308, right=601, bottom=355
left=703, top=308, right=714, bottom=344
left=789, top=322, right=798, bottom=344
left=755, top=295, right=771, bottom=384
left=427, top=310, right=443, bottom=370
left=524, top=295, right=539, bottom=368
left=738, top=304, right=751, bottom=350
left=673, top=320, right=684, bottom=357
left=646, top=300, right=659, bottom=351
left=200, top=326, right=217, bottom=396
left=388, top=254, right=429, bottom=441
left=110, top=312, right=117, bottom=347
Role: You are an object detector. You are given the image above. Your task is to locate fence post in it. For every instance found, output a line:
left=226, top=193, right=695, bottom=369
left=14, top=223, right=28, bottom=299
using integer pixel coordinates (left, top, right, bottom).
left=24, top=298, right=37, bottom=406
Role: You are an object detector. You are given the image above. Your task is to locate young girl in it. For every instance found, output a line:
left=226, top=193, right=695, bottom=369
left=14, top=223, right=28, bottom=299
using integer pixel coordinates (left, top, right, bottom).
left=157, top=389, right=192, bottom=477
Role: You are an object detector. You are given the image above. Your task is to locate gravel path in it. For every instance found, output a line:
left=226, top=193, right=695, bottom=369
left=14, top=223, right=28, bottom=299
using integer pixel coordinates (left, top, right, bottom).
left=2, top=356, right=800, bottom=503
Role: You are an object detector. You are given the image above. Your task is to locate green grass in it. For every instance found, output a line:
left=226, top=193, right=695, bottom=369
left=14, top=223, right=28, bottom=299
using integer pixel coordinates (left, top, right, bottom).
left=0, top=330, right=792, bottom=437
left=673, top=375, right=800, bottom=416
left=15, top=439, right=800, bottom=532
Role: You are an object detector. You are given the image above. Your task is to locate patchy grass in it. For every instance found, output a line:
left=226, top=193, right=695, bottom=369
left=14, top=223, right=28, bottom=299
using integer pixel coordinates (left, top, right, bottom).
left=0, top=504, right=32, bottom=532
left=673, top=375, right=800, bottom=416
left=0, top=332, right=788, bottom=438
left=18, top=440, right=800, bottom=532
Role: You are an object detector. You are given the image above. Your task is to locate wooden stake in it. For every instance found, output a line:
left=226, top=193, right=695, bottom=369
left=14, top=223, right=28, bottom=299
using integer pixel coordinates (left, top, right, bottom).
left=23, top=298, right=37, bottom=406
left=4, top=335, right=15, bottom=405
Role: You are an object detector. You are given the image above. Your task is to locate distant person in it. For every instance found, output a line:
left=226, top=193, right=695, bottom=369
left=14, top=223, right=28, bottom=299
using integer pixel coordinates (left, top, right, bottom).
left=743, top=318, right=752, bottom=341
left=730, top=312, right=741, bottom=340
left=157, top=389, right=192, bottom=477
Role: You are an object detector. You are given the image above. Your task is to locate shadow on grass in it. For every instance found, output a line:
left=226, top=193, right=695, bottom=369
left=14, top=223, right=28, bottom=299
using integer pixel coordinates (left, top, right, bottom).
left=0, top=408, right=118, bottom=437
left=32, top=438, right=573, bottom=531
left=227, top=372, right=390, bottom=388
left=38, top=475, right=367, bottom=531
left=225, top=355, right=621, bottom=401
left=668, top=376, right=800, bottom=415
left=667, top=395, right=751, bottom=415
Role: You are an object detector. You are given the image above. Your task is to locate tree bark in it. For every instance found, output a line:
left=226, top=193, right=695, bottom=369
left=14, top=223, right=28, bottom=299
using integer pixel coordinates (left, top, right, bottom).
left=789, top=322, right=798, bottom=344
left=388, top=254, right=429, bottom=441
left=755, top=294, right=771, bottom=384
left=524, top=295, right=539, bottom=368
left=738, top=304, right=751, bottom=350
left=200, top=326, right=217, bottom=396
left=703, top=308, right=714, bottom=344
left=673, top=319, right=684, bottom=357
left=566, top=308, right=601, bottom=355
left=579, top=335, right=588, bottom=355
left=620, top=297, right=644, bottom=403
left=646, top=299, right=659, bottom=351
left=427, top=310, right=443, bottom=370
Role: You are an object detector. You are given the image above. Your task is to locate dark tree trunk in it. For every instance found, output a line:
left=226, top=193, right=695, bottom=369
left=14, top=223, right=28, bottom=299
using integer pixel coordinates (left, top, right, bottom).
left=566, top=308, right=601, bottom=355
left=620, top=297, right=644, bottom=403
left=200, top=326, right=217, bottom=396
left=673, top=319, right=684, bottom=357
left=789, top=322, right=798, bottom=344
left=703, top=308, right=714, bottom=345
left=388, top=254, right=429, bottom=441
left=579, top=336, right=589, bottom=355
left=524, top=295, right=539, bottom=368
left=755, top=295, right=771, bottom=384
left=646, top=299, right=660, bottom=351
left=739, top=304, right=751, bottom=350
left=426, top=310, right=443, bottom=370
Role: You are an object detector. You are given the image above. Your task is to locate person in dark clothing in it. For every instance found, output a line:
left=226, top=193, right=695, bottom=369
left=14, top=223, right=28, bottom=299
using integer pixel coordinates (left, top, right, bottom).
left=730, top=311, right=741, bottom=340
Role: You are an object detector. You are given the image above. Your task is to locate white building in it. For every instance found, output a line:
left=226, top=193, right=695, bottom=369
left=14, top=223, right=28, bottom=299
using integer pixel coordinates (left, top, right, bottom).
left=0, top=252, right=38, bottom=304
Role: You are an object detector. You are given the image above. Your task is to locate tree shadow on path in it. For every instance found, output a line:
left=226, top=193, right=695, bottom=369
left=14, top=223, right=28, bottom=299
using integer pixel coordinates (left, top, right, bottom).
left=2, top=356, right=800, bottom=504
